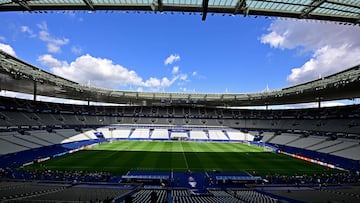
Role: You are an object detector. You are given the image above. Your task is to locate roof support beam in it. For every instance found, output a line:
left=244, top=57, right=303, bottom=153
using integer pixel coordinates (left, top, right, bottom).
left=234, top=0, right=247, bottom=14
left=157, top=0, right=163, bottom=12
left=83, top=0, right=95, bottom=10
left=300, top=0, right=326, bottom=18
left=13, top=0, right=31, bottom=11
left=150, top=0, right=163, bottom=13
left=202, top=0, right=209, bottom=21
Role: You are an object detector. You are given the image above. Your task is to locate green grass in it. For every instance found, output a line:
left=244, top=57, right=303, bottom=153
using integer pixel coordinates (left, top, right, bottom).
left=25, top=140, right=337, bottom=175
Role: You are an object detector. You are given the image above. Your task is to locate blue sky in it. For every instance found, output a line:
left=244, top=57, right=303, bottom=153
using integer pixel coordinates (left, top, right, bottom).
left=0, top=11, right=359, bottom=96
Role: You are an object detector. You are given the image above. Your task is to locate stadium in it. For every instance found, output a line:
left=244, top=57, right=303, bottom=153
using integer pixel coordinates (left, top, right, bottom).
left=1, top=1, right=360, bottom=203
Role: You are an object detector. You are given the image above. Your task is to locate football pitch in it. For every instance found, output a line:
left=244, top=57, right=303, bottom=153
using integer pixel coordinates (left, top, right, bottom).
left=26, top=140, right=335, bottom=175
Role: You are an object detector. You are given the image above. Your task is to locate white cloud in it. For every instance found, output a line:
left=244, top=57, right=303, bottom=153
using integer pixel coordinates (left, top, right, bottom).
left=261, top=31, right=286, bottom=48
left=39, top=54, right=142, bottom=88
left=47, top=43, right=61, bottom=53
left=179, top=87, right=196, bottom=93
left=261, top=20, right=360, bottom=84
left=192, top=71, right=197, bottom=76
left=37, top=54, right=67, bottom=68
left=37, top=54, right=182, bottom=90
left=172, top=66, right=179, bottom=74
left=287, top=45, right=360, bottom=84
left=144, top=77, right=161, bottom=87
left=71, top=46, right=83, bottom=55
left=21, top=26, right=36, bottom=38
left=178, top=74, right=188, bottom=81
left=160, top=77, right=175, bottom=87
left=37, top=22, right=69, bottom=53
left=164, top=54, right=180, bottom=65
left=0, top=43, right=16, bottom=56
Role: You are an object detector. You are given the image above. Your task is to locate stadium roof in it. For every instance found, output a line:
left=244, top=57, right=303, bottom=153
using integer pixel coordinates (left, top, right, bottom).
left=0, top=0, right=359, bottom=24
left=1, top=50, right=360, bottom=107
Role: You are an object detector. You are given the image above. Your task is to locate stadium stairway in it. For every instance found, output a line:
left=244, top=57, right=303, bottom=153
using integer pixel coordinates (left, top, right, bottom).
left=223, top=131, right=231, bottom=140
left=173, top=172, right=209, bottom=194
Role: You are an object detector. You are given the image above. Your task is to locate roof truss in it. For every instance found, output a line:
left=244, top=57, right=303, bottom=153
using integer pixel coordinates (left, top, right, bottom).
left=83, top=0, right=94, bottom=10
left=301, top=0, right=327, bottom=19
left=202, top=0, right=209, bottom=21
left=0, top=0, right=359, bottom=24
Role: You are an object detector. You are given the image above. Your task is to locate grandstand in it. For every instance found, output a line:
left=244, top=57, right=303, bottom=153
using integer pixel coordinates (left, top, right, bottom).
left=0, top=7, right=360, bottom=202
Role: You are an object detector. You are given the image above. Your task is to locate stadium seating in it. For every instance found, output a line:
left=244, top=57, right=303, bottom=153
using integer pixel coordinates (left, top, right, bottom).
left=130, top=129, right=150, bottom=139
left=189, top=130, right=208, bottom=140
left=170, top=131, right=189, bottom=139
left=0, top=181, right=132, bottom=202
left=331, top=145, right=360, bottom=160
left=0, top=95, right=360, bottom=203
left=286, top=135, right=327, bottom=149
left=268, top=133, right=301, bottom=145
left=227, top=189, right=278, bottom=203
left=151, top=129, right=169, bottom=140
left=130, top=189, right=167, bottom=203
left=0, top=131, right=41, bottom=149
left=0, top=139, right=28, bottom=155
left=208, top=130, right=229, bottom=141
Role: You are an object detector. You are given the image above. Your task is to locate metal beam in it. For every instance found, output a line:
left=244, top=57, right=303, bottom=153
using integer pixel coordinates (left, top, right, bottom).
left=82, top=0, right=94, bottom=10
left=33, top=81, right=37, bottom=101
left=202, top=0, right=209, bottom=21
left=158, top=0, right=163, bottom=12
left=300, top=0, right=327, bottom=18
left=150, top=0, right=163, bottom=13
left=234, top=0, right=246, bottom=14
left=13, top=0, right=31, bottom=11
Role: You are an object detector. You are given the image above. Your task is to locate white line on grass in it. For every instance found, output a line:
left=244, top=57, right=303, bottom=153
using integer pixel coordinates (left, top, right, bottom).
left=180, top=142, right=189, bottom=169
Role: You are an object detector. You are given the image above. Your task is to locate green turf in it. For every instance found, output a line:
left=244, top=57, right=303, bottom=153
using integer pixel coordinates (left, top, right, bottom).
left=25, top=140, right=337, bottom=175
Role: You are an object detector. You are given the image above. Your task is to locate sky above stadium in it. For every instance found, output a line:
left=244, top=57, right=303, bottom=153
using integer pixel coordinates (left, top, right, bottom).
left=0, top=12, right=359, bottom=96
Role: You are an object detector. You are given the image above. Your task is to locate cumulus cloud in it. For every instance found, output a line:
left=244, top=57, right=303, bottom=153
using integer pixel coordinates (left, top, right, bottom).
left=71, top=46, right=83, bottom=55
left=261, top=31, right=286, bottom=48
left=37, top=54, right=182, bottom=90
left=21, top=26, right=36, bottom=38
left=178, top=74, right=188, bottom=81
left=38, top=54, right=142, bottom=88
left=0, top=43, right=16, bottom=56
left=164, top=54, right=180, bottom=65
left=261, top=20, right=360, bottom=84
left=172, top=66, right=179, bottom=74
left=287, top=45, right=360, bottom=83
left=47, top=43, right=61, bottom=53
left=37, top=54, right=67, bottom=68
left=37, top=22, right=69, bottom=53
